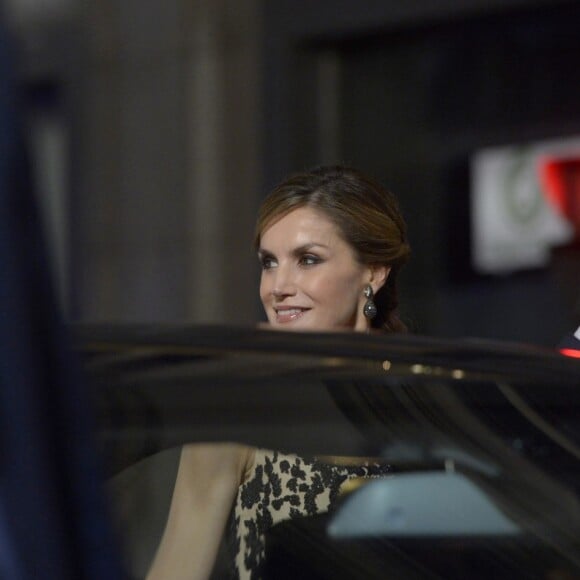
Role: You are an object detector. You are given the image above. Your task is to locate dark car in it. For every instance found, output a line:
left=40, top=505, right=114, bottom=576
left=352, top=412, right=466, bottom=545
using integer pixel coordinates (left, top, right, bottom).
left=77, top=324, right=580, bottom=579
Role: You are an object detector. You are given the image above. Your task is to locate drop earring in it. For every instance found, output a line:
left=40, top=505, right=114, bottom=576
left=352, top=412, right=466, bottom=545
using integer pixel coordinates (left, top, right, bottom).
left=363, top=285, right=377, bottom=319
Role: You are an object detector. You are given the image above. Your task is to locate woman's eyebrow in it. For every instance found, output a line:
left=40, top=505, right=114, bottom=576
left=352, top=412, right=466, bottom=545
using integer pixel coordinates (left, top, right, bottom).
left=258, top=242, right=329, bottom=257
left=292, top=242, right=329, bottom=254
left=257, top=249, right=274, bottom=260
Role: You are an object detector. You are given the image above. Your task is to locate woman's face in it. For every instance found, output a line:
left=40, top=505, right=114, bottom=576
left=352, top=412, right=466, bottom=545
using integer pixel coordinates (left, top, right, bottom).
left=258, top=206, right=383, bottom=332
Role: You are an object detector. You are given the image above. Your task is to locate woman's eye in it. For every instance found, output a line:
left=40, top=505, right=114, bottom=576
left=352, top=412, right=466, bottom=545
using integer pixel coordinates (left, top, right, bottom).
left=300, top=254, right=321, bottom=266
left=260, top=256, right=277, bottom=270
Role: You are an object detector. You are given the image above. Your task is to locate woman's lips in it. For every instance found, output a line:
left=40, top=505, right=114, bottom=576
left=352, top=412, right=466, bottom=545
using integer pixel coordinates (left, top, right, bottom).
left=274, top=307, right=309, bottom=323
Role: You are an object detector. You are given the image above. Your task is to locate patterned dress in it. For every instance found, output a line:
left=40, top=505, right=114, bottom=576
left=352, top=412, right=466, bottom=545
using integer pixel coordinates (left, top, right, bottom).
left=225, top=449, right=392, bottom=579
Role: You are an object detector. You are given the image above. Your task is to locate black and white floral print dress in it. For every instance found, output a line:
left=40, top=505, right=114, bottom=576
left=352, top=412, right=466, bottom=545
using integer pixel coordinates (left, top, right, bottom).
left=225, top=448, right=392, bottom=579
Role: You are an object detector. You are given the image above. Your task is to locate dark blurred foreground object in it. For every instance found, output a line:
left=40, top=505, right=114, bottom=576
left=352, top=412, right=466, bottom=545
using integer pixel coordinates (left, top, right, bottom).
left=77, top=323, right=580, bottom=578
left=0, top=22, right=123, bottom=580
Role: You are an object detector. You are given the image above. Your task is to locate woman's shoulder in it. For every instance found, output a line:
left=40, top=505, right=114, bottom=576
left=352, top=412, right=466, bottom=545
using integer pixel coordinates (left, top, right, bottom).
left=179, top=443, right=256, bottom=487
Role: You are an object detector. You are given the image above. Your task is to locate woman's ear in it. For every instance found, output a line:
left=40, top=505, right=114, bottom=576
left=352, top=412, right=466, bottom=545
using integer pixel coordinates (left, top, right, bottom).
left=369, top=265, right=390, bottom=294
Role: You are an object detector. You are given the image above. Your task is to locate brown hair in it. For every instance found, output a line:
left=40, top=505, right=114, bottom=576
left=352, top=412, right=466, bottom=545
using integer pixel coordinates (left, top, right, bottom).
left=254, top=165, right=411, bottom=332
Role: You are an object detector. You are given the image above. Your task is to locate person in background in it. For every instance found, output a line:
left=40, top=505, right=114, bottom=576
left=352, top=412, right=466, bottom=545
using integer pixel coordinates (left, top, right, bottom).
left=146, top=165, right=411, bottom=579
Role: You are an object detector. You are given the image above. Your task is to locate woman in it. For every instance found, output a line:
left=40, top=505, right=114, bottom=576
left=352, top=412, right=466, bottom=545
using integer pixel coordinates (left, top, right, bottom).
left=147, top=165, right=410, bottom=580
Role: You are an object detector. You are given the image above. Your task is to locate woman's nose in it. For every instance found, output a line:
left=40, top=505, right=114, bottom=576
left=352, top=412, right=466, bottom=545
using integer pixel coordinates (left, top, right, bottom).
left=271, top=265, right=297, bottom=298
